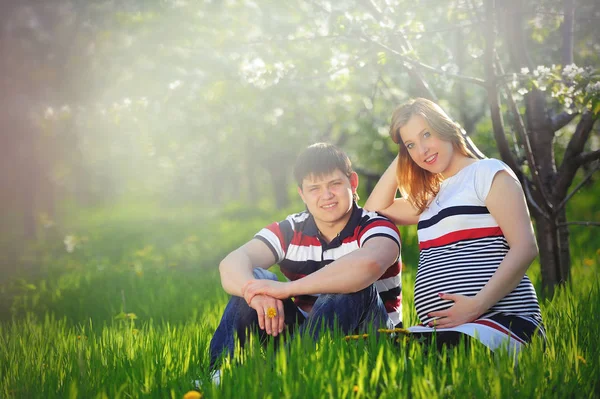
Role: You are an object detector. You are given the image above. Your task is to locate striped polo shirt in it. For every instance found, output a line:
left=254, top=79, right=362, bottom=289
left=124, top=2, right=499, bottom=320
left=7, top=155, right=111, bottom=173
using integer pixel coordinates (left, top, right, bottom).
left=255, top=203, right=403, bottom=327
left=415, top=159, right=544, bottom=334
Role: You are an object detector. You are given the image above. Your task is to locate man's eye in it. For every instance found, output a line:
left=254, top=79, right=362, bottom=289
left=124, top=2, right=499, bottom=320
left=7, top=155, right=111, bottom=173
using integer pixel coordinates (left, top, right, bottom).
left=309, top=187, right=318, bottom=192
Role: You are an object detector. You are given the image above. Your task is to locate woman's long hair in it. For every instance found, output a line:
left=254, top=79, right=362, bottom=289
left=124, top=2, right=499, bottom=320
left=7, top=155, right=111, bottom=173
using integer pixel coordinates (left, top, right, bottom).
left=389, top=98, right=476, bottom=214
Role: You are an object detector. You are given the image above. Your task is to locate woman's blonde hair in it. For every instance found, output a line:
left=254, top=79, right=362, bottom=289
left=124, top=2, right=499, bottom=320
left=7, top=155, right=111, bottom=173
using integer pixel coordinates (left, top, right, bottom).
left=389, top=98, right=476, bottom=214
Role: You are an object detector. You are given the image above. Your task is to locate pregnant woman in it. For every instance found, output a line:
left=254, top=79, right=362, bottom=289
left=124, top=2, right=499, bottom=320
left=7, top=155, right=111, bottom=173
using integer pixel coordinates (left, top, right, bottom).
left=365, top=98, right=545, bottom=353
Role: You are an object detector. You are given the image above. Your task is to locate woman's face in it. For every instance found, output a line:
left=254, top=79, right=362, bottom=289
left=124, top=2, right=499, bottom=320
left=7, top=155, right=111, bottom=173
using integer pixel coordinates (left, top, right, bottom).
left=399, top=115, right=457, bottom=176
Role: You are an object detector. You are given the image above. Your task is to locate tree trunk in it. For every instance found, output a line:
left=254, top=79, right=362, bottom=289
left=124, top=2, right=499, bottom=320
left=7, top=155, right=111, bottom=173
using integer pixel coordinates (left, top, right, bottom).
left=269, top=167, right=289, bottom=210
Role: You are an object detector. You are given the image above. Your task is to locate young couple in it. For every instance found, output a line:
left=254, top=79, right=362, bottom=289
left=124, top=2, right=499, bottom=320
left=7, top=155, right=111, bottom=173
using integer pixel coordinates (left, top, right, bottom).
left=209, top=98, right=546, bottom=378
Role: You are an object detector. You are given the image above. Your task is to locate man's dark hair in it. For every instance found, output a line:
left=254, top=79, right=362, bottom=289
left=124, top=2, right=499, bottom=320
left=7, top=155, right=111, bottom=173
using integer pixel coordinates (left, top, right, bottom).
left=293, top=143, right=354, bottom=187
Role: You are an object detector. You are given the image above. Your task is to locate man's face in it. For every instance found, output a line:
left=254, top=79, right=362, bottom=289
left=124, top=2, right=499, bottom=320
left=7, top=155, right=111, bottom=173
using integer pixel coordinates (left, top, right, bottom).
left=298, top=169, right=358, bottom=228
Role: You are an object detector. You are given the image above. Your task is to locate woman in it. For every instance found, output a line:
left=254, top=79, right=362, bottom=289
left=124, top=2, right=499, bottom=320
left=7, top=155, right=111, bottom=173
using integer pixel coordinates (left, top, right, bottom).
left=364, top=98, right=545, bottom=352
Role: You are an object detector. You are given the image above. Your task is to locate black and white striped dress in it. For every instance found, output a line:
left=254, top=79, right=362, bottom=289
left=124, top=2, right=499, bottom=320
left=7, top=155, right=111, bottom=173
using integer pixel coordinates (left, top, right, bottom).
left=408, top=159, right=545, bottom=352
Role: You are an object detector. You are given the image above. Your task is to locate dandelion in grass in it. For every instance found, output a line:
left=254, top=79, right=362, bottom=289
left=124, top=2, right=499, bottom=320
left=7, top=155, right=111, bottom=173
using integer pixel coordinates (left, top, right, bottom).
left=183, top=391, right=202, bottom=399
left=344, top=334, right=369, bottom=341
left=377, top=327, right=411, bottom=335
left=584, top=258, right=594, bottom=267
left=353, top=385, right=359, bottom=393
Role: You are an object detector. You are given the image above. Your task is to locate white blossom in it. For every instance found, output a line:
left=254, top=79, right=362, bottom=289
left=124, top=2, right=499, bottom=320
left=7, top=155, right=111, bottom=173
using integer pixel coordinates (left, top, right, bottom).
left=585, top=81, right=600, bottom=94
left=169, top=80, right=182, bottom=90
left=64, top=235, right=77, bottom=253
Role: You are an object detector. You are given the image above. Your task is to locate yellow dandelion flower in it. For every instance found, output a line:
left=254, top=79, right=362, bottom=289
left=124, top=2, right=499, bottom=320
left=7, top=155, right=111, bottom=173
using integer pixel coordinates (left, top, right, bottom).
left=353, top=385, right=359, bottom=393
left=583, top=258, right=594, bottom=267
left=266, top=307, right=277, bottom=319
left=183, top=391, right=203, bottom=399
left=377, top=327, right=411, bottom=335
left=125, top=313, right=138, bottom=320
left=77, top=335, right=81, bottom=340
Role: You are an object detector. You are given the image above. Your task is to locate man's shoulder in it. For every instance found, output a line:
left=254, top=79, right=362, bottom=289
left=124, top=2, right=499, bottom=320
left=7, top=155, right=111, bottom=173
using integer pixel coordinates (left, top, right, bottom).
left=284, top=210, right=311, bottom=223
left=356, top=206, right=396, bottom=225
left=274, top=210, right=314, bottom=233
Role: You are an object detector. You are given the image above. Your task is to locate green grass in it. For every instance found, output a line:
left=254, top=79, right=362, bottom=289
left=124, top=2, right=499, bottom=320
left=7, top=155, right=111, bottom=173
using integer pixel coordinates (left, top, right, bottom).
left=0, top=201, right=599, bottom=398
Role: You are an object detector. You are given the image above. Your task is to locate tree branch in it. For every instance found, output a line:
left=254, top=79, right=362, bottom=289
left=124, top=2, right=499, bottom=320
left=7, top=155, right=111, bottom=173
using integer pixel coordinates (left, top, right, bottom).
left=555, top=161, right=599, bottom=213
left=358, top=0, right=438, bottom=101
left=364, top=37, right=487, bottom=88
left=523, top=178, right=551, bottom=221
left=575, top=150, right=600, bottom=167
left=483, top=0, right=521, bottom=176
left=557, top=221, right=600, bottom=227
left=562, top=0, right=575, bottom=66
left=551, top=110, right=579, bottom=131
left=555, top=112, right=598, bottom=200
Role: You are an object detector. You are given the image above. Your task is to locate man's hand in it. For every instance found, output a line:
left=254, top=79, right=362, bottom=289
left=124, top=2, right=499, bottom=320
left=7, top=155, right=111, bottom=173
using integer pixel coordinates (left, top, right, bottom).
left=247, top=294, right=285, bottom=336
left=427, top=293, right=484, bottom=329
left=243, top=279, right=291, bottom=305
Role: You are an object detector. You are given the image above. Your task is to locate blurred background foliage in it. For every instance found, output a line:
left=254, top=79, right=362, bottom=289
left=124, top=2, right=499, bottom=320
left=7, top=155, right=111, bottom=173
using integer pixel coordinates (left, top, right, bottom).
left=0, top=0, right=598, bottom=283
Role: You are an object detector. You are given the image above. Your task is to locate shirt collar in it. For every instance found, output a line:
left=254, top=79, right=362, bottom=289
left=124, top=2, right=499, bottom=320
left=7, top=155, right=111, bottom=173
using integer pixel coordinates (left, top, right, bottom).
left=304, top=202, right=361, bottom=243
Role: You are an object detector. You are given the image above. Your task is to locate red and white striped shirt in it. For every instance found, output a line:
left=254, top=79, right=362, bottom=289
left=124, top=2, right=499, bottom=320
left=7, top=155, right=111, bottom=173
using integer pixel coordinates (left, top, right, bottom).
left=255, top=203, right=403, bottom=326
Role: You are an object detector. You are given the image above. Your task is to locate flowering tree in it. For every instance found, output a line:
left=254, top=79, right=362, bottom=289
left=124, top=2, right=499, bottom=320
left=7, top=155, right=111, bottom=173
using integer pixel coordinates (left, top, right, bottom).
left=480, top=0, right=599, bottom=291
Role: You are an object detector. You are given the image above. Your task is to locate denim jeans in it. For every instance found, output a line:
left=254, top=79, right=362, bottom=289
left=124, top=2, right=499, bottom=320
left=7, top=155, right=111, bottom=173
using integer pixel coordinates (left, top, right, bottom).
left=209, top=268, right=393, bottom=369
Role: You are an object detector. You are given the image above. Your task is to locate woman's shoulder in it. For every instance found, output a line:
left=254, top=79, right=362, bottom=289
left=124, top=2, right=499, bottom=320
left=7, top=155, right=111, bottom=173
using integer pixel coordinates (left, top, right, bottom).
left=472, top=158, right=517, bottom=179
left=471, top=158, right=519, bottom=201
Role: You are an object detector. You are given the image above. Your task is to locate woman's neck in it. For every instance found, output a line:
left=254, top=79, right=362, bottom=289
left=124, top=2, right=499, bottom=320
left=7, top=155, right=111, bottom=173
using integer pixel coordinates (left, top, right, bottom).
left=441, top=155, right=477, bottom=179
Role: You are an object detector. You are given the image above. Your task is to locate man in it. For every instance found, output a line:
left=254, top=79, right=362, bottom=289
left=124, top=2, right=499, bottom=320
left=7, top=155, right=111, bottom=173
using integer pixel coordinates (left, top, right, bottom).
left=209, top=143, right=402, bottom=378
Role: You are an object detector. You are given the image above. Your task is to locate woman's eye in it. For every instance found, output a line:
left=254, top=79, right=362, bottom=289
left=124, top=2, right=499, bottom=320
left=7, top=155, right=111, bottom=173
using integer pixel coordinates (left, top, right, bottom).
left=423, top=131, right=431, bottom=138
left=406, top=143, right=414, bottom=150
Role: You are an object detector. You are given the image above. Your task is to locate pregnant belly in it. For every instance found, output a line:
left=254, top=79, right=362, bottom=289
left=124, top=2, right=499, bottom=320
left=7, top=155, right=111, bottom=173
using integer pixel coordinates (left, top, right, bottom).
left=413, top=274, right=490, bottom=325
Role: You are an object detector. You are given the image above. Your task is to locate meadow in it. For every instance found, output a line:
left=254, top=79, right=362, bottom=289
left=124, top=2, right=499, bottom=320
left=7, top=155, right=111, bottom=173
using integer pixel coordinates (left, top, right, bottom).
left=0, top=194, right=599, bottom=398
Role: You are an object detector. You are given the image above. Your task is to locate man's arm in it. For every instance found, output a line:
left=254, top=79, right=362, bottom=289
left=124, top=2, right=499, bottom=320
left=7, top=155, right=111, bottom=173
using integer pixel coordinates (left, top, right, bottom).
left=220, top=238, right=289, bottom=336
left=243, top=236, right=399, bottom=301
left=219, top=238, right=277, bottom=297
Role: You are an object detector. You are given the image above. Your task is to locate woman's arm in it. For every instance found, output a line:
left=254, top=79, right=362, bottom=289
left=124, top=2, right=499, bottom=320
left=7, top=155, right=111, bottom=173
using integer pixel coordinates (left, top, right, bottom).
left=428, top=171, right=538, bottom=328
left=364, top=155, right=420, bottom=225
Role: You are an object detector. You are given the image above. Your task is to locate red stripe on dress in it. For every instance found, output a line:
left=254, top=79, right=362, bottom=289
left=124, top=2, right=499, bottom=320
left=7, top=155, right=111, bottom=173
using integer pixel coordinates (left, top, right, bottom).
left=473, top=319, right=527, bottom=345
left=419, top=227, right=503, bottom=250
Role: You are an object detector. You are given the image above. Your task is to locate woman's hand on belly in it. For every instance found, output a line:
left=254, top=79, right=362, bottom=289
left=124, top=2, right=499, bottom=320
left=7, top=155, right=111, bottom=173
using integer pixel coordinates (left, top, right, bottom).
left=427, top=293, right=485, bottom=329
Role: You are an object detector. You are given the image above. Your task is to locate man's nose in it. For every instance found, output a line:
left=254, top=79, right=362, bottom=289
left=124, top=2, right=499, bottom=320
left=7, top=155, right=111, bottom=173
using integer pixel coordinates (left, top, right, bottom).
left=323, top=187, right=334, bottom=198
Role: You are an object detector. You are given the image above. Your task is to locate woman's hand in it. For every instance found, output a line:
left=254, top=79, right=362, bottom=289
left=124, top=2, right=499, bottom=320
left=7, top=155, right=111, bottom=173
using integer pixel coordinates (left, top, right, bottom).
left=427, top=293, right=484, bottom=329
left=243, top=279, right=292, bottom=305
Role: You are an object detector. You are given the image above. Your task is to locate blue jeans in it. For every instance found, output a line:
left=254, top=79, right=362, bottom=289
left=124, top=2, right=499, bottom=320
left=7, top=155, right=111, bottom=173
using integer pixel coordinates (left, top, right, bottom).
left=209, top=268, right=393, bottom=369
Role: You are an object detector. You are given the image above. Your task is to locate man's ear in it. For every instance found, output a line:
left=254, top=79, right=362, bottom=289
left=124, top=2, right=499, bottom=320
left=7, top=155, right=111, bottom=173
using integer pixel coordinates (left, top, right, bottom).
left=297, top=186, right=306, bottom=204
left=350, top=172, right=359, bottom=193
